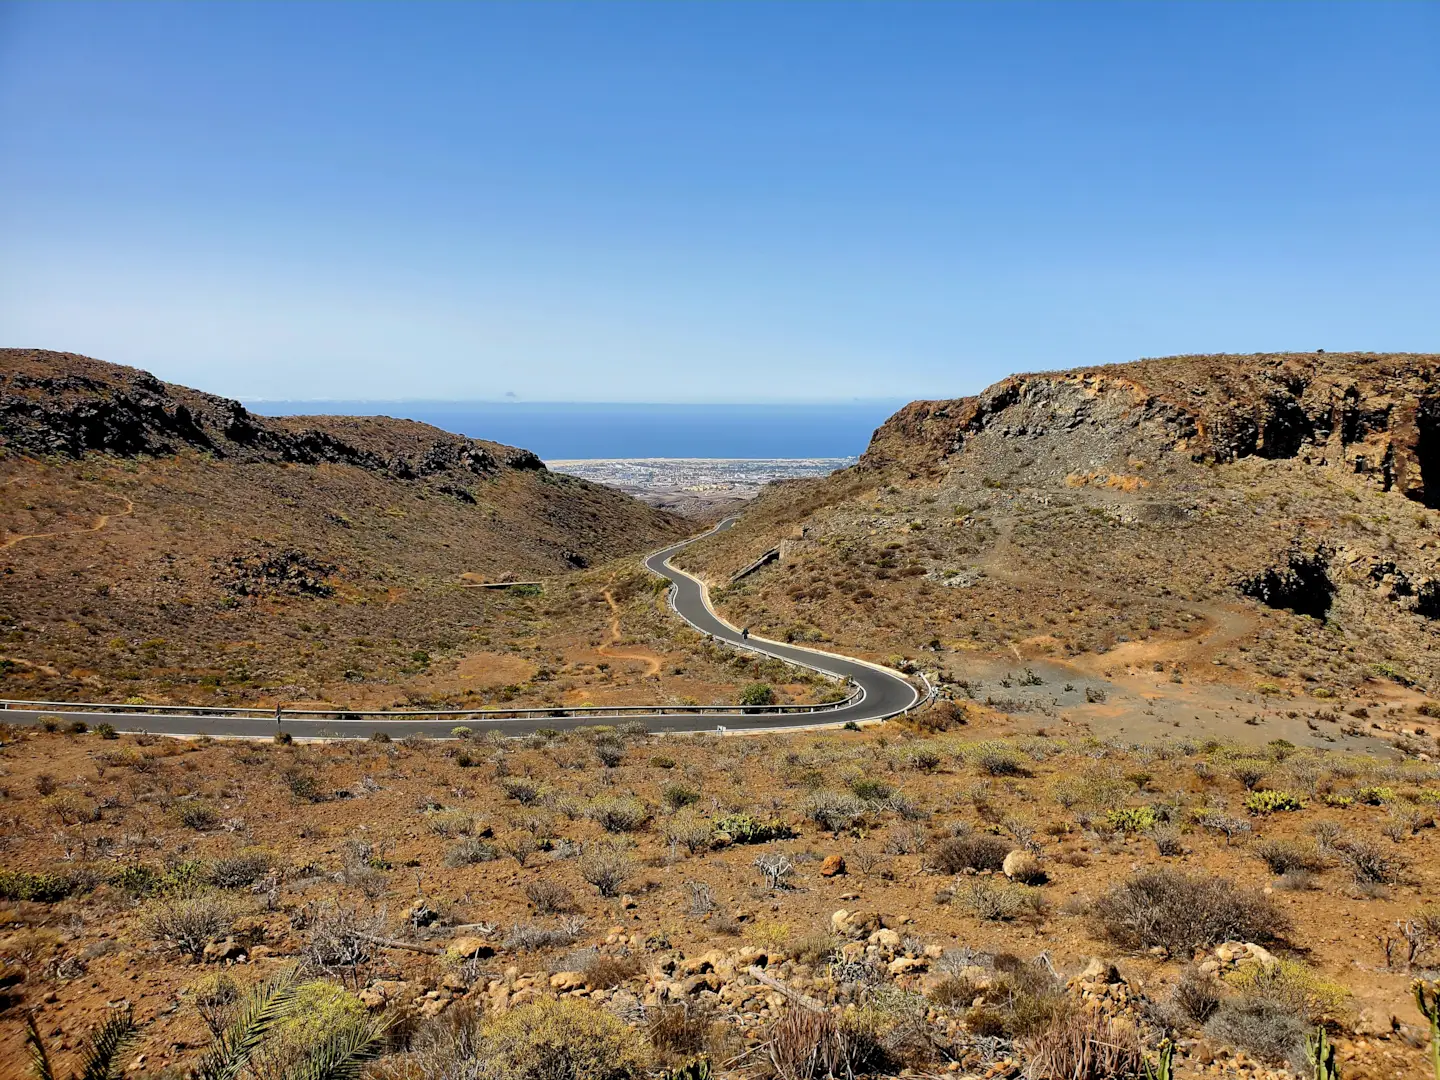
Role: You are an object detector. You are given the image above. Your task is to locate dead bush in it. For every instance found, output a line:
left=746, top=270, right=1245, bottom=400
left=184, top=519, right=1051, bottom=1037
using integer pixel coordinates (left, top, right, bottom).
left=645, top=1001, right=713, bottom=1059
left=1172, top=966, right=1223, bottom=1023
left=524, top=879, right=577, bottom=914
left=580, top=847, right=634, bottom=897
left=1252, top=839, right=1324, bottom=876
left=765, top=1007, right=882, bottom=1080
left=1090, top=869, right=1289, bottom=954
left=583, top=952, right=643, bottom=989
left=1335, top=836, right=1404, bottom=884
left=930, top=832, right=1009, bottom=873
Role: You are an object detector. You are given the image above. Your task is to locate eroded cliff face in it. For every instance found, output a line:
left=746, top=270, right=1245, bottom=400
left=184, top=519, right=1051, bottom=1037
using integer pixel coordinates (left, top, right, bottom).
left=861, top=352, right=1440, bottom=505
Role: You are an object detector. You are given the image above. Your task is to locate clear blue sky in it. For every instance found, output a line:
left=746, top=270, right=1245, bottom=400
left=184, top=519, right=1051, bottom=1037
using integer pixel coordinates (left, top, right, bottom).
left=1, top=2, right=1436, bottom=403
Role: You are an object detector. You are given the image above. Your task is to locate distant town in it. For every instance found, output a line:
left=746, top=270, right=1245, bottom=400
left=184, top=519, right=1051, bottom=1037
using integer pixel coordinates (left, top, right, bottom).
left=546, top=456, right=854, bottom=516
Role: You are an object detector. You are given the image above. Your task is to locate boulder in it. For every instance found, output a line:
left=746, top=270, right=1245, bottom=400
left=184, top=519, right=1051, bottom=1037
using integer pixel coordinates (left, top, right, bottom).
left=447, top=936, right=494, bottom=960
left=1078, top=957, right=1122, bottom=984
left=830, top=909, right=852, bottom=933
left=1002, top=849, right=1044, bottom=884
left=202, top=937, right=246, bottom=964
left=868, top=928, right=901, bottom=949
left=888, top=956, right=927, bottom=976
left=820, top=855, right=847, bottom=877
left=549, top=971, right=586, bottom=992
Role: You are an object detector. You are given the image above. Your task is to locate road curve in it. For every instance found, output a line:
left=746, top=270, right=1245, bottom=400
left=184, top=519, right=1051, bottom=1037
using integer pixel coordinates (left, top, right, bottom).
left=1, top=519, right=918, bottom=740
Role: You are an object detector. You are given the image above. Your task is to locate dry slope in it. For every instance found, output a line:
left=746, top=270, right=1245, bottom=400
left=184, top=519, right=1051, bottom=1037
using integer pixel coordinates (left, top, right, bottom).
left=0, top=349, right=696, bottom=707
left=677, top=352, right=1440, bottom=749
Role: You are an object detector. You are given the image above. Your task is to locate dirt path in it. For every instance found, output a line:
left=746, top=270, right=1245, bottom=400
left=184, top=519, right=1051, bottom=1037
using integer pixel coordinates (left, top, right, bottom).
left=0, top=488, right=135, bottom=551
left=598, top=588, right=662, bottom=676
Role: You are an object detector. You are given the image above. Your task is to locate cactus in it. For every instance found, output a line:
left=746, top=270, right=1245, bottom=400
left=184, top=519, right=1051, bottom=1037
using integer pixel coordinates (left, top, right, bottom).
left=663, top=1061, right=714, bottom=1080
left=1143, top=1041, right=1173, bottom=1080
left=1417, top=979, right=1440, bottom=1080
left=1304, top=1026, right=1340, bottom=1080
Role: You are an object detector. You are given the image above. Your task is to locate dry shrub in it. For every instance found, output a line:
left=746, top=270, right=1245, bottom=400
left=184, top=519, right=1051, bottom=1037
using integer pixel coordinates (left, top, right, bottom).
left=1020, top=1010, right=1145, bottom=1080
left=143, top=893, right=235, bottom=960
left=588, top=797, right=649, bottom=833
left=930, top=833, right=1009, bottom=873
left=1252, top=839, right=1324, bottom=876
left=1090, top=869, right=1289, bottom=954
left=964, top=956, right=1066, bottom=1039
left=1172, top=966, right=1223, bottom=1023
left=1204, top=997, right=1307, bottom=1065
left=583, top=952, right=643, bottom=989
left=443, top=837, right=498, bottom=867
left=524, top=878, right=577, bottom=914
left=646, top=1002, right=713, bottom=1058
left=580, top=846, right=634, bottom=897
left=1334, top=836, right=1404, bottom=884
left=957, top=879, right=1044, bottom=921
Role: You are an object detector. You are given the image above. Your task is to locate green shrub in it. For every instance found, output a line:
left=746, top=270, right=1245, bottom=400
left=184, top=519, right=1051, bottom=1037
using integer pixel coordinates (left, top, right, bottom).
left=1106, top=807, right=1160, bottom=833
left=0, top=869, right=90, bottom=902
left=711, top=814, right=791, bottom=845
left=662, top=784, right=701, bottom=810
left=451, top=725, right=473, bottom=738
left=96, top=723, right=118, bottom=740
left=739, top=683, right=776, bottom=708
left=1245, top=790, right=1305, bottom=815
left=177, top=801, right=221, bottom=831
left=849, top=777, right=895, bottom=802
left=471, top=999, right=649, bottom=1080
left=588, top=796, right=649, bottom=833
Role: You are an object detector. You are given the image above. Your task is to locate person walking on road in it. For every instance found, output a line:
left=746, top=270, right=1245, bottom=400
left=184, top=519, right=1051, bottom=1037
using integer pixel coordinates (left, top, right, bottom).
left=740, top=627, right=749, bottom=641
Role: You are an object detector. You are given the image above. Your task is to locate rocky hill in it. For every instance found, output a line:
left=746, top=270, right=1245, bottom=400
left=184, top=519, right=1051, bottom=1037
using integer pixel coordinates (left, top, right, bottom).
left=0, top=349, right=694, bottom=705
left=677, top=352, right=1440, bottom=746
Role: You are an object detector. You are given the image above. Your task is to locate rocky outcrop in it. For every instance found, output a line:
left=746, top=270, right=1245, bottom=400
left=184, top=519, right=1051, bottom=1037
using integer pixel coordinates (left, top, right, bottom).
left=0, top=348, right=544, bottom=483
left=859, top=352, right=1440, bottom=504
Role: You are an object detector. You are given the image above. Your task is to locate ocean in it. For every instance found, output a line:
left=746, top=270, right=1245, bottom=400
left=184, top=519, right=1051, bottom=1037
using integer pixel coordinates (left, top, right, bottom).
left=247, top=400, right=906, bottom=460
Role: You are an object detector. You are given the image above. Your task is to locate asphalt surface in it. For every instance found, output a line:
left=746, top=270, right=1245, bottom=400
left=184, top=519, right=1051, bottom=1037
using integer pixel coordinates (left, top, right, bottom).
left=1, top=519, right=918, bottom=740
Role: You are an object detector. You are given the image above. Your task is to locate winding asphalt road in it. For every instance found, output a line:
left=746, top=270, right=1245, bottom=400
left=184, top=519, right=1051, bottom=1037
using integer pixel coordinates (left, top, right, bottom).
left=1, top=519, right=918, bottom=739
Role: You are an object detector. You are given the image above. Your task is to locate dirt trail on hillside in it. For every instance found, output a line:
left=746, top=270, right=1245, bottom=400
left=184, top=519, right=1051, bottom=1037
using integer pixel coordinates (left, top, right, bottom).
left=0, top=488, right=134, bottom=551
left=598, top=588, right=662, bottom=675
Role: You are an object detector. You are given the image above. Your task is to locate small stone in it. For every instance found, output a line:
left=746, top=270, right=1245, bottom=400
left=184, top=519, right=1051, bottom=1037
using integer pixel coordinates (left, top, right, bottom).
left=550, top=971, right=586, bottom=991
left=820, top=855, right=846, bottom=877
left=1078, top=957, right=1122, bottom=984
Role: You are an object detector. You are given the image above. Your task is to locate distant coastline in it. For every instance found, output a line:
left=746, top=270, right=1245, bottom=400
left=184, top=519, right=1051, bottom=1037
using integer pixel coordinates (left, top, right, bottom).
left=248, top=400, right=905, bottom=459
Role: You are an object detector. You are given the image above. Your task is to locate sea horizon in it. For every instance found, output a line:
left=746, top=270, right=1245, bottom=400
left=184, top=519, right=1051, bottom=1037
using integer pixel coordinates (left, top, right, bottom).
left=248, top=399, right=907, bottom=460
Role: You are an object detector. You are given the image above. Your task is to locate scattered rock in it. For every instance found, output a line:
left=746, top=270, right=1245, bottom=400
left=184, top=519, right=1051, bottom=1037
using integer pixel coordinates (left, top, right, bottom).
left=549, top=971, right=586, bottom=992
left=820, top=855, right=846, bottom=877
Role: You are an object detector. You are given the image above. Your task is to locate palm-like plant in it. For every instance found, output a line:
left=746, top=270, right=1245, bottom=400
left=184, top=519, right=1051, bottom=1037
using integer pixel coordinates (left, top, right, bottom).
left=28, top=967, right=388, bottom=1080
left=26, top=1008, right=138, bottom=1080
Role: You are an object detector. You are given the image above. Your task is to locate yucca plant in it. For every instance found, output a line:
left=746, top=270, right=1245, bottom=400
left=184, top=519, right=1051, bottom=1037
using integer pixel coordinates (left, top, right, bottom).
left=1304, top=1026, right=1340, bottom=1079
left=26, top=1008, right=137, bottom=1080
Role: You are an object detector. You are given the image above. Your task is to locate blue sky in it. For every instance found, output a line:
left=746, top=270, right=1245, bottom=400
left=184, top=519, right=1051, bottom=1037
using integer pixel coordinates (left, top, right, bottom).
left=1, top=2, right=1436, bottom=403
